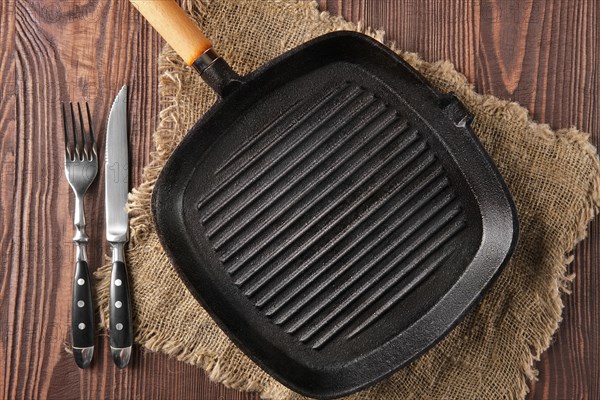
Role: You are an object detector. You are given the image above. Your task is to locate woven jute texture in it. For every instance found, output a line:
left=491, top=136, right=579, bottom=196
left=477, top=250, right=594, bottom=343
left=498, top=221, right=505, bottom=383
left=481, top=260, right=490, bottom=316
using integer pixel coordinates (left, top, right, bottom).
left=96, top=0, right=600, bottom=398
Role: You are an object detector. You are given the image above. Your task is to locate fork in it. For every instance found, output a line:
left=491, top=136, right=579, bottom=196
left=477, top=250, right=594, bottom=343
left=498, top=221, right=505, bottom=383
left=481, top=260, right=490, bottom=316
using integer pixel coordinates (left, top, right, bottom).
left=62, top=102, right=97, bottom=369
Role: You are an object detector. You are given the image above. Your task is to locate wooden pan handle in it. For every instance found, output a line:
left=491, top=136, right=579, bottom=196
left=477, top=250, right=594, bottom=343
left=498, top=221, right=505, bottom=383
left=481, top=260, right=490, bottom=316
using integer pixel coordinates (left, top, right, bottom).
left=129, top=0, right=212, bottom=65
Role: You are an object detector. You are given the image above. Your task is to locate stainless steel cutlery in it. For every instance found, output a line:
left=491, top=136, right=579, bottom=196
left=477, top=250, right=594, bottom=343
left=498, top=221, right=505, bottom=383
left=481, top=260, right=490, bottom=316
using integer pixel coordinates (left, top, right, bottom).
left=63, top=102, right=97, bottom=369
left=105, top=86, right=133, bottom=368
left=63, top=87, right=132, bottom=369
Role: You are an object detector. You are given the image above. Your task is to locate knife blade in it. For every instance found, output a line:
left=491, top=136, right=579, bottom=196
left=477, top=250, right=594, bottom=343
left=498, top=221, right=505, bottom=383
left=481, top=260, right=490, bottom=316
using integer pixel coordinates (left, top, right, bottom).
left=105, top=85, right=133, bottom=368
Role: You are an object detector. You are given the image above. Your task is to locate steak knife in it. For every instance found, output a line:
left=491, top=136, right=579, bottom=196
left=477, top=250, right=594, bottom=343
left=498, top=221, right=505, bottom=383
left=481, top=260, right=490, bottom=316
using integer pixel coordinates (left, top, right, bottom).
left=105, top=85, right=133, bottom=368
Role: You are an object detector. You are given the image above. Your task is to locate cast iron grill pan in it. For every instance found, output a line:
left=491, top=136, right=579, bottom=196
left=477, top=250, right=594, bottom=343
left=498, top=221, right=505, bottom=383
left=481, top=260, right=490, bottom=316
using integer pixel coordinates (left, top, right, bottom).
left=131, top=2, right=518, bottom=398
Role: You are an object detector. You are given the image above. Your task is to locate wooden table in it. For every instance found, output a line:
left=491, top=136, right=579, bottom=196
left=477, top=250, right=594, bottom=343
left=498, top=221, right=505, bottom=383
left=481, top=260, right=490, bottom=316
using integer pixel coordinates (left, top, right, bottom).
left=2, top=1, right=597, bottom=399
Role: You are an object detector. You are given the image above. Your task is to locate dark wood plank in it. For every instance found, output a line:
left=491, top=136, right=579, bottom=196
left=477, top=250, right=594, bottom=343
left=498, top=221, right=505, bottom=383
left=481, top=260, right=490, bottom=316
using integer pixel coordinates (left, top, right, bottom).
left=0, top=3, right=17, bottom=397
left=1, top=0, right=597, bottom=399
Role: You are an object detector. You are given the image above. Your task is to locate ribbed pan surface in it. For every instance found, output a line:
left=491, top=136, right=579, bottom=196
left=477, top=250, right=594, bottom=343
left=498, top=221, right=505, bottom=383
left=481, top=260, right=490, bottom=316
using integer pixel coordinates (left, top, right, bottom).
left=197, top=82, right=466, bottom=350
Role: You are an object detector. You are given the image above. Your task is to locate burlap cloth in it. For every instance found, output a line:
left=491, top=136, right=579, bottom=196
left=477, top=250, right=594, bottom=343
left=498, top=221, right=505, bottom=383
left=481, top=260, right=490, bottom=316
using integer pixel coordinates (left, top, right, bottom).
left=96, top=0, right=600, bottom=398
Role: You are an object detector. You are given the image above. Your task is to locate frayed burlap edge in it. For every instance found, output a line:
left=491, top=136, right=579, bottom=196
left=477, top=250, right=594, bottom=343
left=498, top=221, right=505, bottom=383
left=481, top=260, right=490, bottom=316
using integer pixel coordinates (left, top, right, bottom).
left=93, top=1, right=600, bottom=399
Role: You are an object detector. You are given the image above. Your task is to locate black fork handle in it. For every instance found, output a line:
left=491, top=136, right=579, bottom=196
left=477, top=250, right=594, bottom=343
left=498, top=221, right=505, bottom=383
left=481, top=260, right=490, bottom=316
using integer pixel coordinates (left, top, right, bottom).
left=71, top=260, right=95, bottom=368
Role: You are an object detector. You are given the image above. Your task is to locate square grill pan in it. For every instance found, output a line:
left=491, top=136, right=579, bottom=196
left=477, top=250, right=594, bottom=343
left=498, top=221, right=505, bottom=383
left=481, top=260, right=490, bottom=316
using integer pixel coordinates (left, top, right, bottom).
left=151, top=32, right=518, bottom=399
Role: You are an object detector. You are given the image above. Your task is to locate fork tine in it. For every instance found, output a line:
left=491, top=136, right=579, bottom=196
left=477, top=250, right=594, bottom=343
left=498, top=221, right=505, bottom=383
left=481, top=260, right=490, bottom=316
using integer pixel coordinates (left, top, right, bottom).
left=77, top=103, right=88, bottom=158
left=69, top=102, right=79, bottom=158
left=85, top=102, right=96, bottom=150
left=61, top=102, right=71, bottom=159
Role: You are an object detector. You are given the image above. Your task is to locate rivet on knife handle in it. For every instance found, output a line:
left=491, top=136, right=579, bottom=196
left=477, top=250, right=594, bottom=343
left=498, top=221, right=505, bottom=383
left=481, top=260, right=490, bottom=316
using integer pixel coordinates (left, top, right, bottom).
left=109, top=243, right=132, bottom=368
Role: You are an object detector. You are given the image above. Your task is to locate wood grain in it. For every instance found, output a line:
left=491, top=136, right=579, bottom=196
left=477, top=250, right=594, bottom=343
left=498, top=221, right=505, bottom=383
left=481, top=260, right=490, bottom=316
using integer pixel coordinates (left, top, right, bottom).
left=1, top=0, right=597, bottom=399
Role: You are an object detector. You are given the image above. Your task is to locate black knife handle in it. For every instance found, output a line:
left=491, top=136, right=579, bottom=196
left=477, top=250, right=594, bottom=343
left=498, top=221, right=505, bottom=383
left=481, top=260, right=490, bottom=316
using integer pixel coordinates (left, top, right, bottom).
left=71, top=260, right=95, bottom=351
left=110, top=261, right=133, bottom=358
